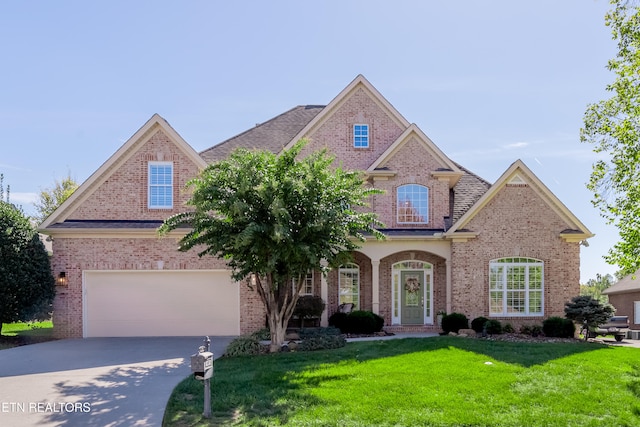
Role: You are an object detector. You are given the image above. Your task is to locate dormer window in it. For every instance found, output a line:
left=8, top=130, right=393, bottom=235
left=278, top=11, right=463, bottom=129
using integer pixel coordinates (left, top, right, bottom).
left=353, top=124, right=369, bottom=148
left=148, top=162, right=173, bottom=209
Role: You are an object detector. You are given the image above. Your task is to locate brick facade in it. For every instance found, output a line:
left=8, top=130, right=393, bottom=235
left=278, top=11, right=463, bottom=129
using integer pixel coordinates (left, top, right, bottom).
left=450, top=183, right=581, bottom=330
left=50, top=236, right=265, bottom=338
left=43, top=76, right=589, bottom=338
left=72, top=129, right=197, bottom=221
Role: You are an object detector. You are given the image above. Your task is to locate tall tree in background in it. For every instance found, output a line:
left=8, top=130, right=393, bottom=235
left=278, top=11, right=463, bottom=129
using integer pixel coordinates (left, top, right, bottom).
left=0, top=180, right=55, bottom=334
left=0, top=174, right=9, bottom=203
left=582, top=0, right=640, bottom=276
left=160, top=140, right=384, bottom=352
left=580, top=273, right=615, bottom=303
left=34, top=174, right=78, bottom=223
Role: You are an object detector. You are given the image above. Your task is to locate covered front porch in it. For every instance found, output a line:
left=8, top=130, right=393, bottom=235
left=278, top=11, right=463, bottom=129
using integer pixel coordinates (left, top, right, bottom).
left=318, top=238, right=451, bottom=331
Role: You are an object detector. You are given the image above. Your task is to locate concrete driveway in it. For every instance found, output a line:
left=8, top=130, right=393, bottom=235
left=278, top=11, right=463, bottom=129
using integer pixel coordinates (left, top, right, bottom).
left=0, top=336, right=233, bottom=427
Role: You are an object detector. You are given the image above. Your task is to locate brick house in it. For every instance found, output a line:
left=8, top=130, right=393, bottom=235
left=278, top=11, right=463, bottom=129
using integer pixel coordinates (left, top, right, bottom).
left=40, top=75, right=593, bottom=338
left=602, top=271, right=640, bottom=330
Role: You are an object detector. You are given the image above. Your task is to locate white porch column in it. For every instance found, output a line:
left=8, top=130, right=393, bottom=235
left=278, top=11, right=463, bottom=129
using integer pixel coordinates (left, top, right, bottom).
left=445, top=258, right=452, bottom=313
left=371, top=259, right=381, bottom=315
left=320, top=260, right=329, bottom=326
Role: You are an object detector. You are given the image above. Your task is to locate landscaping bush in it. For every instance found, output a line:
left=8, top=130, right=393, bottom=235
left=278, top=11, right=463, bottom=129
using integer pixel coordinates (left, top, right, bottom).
left=345, top=310, right=379, bottom=334
left=564, top=295, right=615, bottom=328
left=484, top=319, right=503, bottom=335
left=441, top=312, right=469, bottom=333
left=299, top=327, right=342, bottom=339
left=224, top=335, right=265, bottom=357
left=542, top=317, right=576, bottom=338
left=328, top=312, right=348, bottom=331
left=471, top=316, right=489, bottom=333
left=503, top=323, right=515, bottom=333
left=298, top=334, right=346, bottom=351
left=520, top=324, right=543, bottom=337
left=329, top=310, right=383, bottom=334
left=250, top=328, right=271, bottom=341
left=372, top=312, right=385, bottom=331
left=293, top=295, right=326, bottom=327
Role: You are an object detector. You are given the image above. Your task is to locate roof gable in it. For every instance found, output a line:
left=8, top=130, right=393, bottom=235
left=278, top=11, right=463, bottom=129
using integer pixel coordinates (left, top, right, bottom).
left=367, top=124, right=463, bottom=188
left=283, top=75, right=411, bottom=151
left=40, top=114, right=205, bottom=230
left=445, top=159, right=593, bottom=242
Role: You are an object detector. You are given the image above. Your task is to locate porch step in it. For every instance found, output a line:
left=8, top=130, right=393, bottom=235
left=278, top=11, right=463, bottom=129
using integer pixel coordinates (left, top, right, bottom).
left=384, top=325, right=442, bottom=334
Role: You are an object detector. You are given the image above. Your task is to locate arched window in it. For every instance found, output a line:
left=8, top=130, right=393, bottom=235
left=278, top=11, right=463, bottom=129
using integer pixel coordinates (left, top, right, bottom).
left=397, top=184, right=428, bottom=224
left=489, top=257, right=543, bottom=316
left=338, top=263, right=360, bottom=310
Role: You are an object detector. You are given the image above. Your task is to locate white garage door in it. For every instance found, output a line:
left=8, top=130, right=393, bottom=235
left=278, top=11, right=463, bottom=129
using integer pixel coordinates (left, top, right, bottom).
left=83, top=270, right=239, bottom=337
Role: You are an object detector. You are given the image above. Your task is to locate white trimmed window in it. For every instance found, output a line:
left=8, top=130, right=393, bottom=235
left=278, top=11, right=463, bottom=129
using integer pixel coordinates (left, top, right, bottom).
left=489, top=257, right=543, bottom=316
left=353, top=124, right=369, bottom=148
left=293, top=271, right=314, bottom=295
left=148, top=162, right=173, bottom=209
left=339, top=263, right=360, bottom=309
left=397, top=184, right=428, bottom=224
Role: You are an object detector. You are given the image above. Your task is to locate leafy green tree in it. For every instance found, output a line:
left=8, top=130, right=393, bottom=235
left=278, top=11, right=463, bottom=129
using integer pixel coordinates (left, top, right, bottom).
left=0, top=189, right=55, bottom=334
left=581, top=0, right=640, bottom=276
left=0, top=173, right=9, bottom=203
left=34, top=174, right=78, bottom=223
left=580, top=273, right=615, bottom=303
left=160, top=140, right=384, bottom=351
left=564, top=295, right=615, bottom=329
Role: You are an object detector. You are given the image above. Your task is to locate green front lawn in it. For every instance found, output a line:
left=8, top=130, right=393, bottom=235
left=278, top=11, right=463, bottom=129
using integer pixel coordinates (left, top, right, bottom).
left=163, top=337, right=640, bottom=426
left=0, top=320, right=54, bottom=349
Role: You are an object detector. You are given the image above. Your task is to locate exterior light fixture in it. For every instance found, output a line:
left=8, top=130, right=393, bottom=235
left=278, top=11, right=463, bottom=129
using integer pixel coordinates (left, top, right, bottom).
left=57, top=271, right=68, bottom=286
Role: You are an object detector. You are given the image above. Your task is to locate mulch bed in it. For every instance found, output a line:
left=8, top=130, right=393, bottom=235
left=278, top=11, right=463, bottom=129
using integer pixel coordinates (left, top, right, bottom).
left=474, top=333, right=583, bottom=344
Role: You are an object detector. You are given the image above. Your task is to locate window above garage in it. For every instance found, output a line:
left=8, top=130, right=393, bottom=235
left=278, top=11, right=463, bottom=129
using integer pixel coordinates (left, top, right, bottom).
left=148, top=162, right=173, bottom=209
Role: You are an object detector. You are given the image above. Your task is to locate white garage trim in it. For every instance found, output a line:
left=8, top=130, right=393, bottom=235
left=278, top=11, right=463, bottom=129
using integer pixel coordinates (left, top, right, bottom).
left=83, top=270, right=239, bottom=338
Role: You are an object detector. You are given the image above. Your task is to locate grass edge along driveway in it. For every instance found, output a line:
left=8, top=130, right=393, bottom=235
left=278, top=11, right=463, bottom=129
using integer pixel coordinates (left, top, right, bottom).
left=163, top=336, right=640, bottom=426
left=0, top=321, right=54, bottom=349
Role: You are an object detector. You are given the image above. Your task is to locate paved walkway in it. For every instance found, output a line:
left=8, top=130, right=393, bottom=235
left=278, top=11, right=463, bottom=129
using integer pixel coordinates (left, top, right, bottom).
left=0, top=336, right=233, bottom=427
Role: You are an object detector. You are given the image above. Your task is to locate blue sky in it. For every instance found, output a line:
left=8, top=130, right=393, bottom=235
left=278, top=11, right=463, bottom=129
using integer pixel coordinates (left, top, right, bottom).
left=0, top=1, right=621, bottom=282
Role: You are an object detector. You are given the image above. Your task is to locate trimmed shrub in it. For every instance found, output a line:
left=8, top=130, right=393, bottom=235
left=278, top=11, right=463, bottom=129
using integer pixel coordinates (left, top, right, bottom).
left=372, top=312, right=385, bottom=331
left=521, top=324, right=543, bottom=337
left=503, top=323, right=515, bottom=333
left=224, top=335, right=265, bottom=357
left=298, top=334, right=346, bottom=351
left=441, top=312, right=469, bottom=333
left=330, top=310, right=384, bottom=334
left=328, top=312, right=348, bottom=332
left=484, top=319, right=503, bottom=335
left=543, top=317, right=576, bottom=338
left=345, top=310, right=378, bottom=334
left=471, top=316, right=489, bottom=333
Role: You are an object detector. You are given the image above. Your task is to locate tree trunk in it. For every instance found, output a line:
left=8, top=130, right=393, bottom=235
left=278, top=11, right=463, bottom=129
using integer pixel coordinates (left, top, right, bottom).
left=255, top=274, right=303, bottom=352
left=267, top=310, right=287, bottom=353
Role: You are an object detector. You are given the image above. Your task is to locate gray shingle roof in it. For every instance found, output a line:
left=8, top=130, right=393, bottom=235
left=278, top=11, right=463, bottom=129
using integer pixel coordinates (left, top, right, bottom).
left=602, top=270, right=640, bottom=295
left=199, top=105, right=325, bottom=163
left=451, top=162, right=492, bottom=224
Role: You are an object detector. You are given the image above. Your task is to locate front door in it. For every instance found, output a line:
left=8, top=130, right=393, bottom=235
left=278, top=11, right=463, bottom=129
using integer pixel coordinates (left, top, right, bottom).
left=401, top=271, right=424, bottom=324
